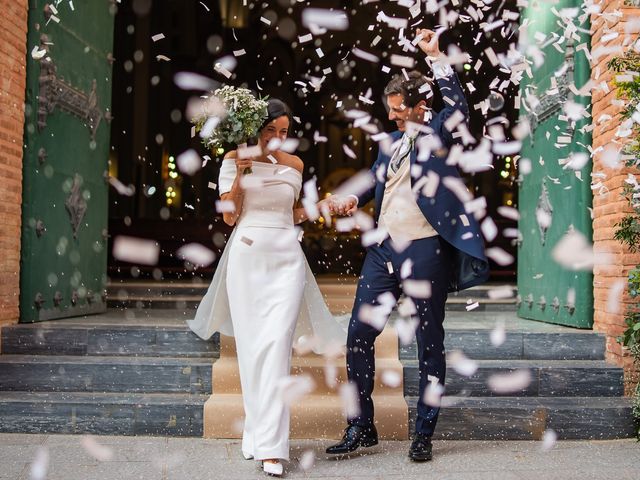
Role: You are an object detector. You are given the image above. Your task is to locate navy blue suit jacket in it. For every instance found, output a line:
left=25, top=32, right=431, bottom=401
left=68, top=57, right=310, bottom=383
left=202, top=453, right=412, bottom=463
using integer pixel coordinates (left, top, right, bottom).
left=357, top=72, right=490, bottom=292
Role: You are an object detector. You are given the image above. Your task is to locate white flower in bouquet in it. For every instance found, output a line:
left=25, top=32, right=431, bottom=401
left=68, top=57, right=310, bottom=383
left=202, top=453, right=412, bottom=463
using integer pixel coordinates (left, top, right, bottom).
left=191, top=86, right=268, bottom=174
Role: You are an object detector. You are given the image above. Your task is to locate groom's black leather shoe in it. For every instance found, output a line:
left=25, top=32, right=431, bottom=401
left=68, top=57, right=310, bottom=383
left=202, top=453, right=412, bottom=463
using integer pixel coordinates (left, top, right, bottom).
left=325, top=425, right=378, bottom=454
left=408, top=433, right=433, bottom=461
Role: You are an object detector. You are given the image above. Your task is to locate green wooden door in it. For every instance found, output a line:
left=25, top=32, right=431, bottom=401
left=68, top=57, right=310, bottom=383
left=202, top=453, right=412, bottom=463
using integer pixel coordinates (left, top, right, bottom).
left=20, top=1, right=115, bottom=322
left=517, top=0, right=593, bottom=328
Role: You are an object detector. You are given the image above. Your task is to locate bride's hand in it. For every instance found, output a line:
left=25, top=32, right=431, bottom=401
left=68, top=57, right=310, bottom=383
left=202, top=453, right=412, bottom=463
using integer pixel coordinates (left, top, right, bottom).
left=235, top=157, right=252, bottom=175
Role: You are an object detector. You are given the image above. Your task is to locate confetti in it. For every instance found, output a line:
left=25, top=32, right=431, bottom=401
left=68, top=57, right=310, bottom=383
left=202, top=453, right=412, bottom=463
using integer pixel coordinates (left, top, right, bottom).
left=240, top=236, right=254, bottom=246
left=423, top=380, right=444, bottom=407
left=381, top=369, right=402, bottom=387
left=486, top=247, right=515, bottom=266
left=352, top=48, right=379, bottom=63
left=30, top=447, right=49, bottom=480
left=298, top=33, right=313, bottom=43
left=237, top=145, right=262, bottom=159
left=278, top=374, right=316, bottom=405
left=481, top=217, right=498, bottom=242
left=497, top=206, right=520, bottom=221
left=208, top=182, right=217, bottom=190
left=551, top=230, right=596, bottom=271
left=395, top=317, right=418, bottom=345
left=177, top=243, right=216, bottom=267
left=81, top=436, right=114, bottom=461
left=490, top=320, right=506, bottom=347
left=448, top=350, right=478, bottom=377
left=541, top=429, right=558, bottom=451
left=607, top=280, right=626, bottom=314
left=488, top=286, right=514, bottom=299
left=176, top=149, right=202, bottom=175
left=151, top=33, right=165, bottom=42
left=402, top=279, right=432, bottom=299
left=390, top=54, right=415, bottom=68
left=466, top=301, right=480, bottom=311
left=31, top=46, right=47, bottom=60
left=302, top=8, right=349, bottom=31
left=487, top=369, right=531, bottom=393
left=173, top=72, right=216, bottom=91
left=299, top=450, right=315, bottom=471
left=113, top=236, right=160, bottom=265
left=214, top=62, right=233, bottom=79
left=260, top=16, right=271, bottom=26
left=339, top=382, right=361, bottom=419
left=215, top=200, right=236, bottom=213
left=108, top=177, right=135, bottom=196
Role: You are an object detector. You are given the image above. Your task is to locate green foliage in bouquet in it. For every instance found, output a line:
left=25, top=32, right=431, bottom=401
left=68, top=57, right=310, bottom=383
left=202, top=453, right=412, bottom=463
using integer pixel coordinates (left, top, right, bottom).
left=192, top=85, right=268, bottom=151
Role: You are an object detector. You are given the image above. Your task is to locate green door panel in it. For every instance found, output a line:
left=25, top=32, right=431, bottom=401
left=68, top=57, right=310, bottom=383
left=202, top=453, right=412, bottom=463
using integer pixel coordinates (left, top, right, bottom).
left=20, top=1, right=115, bottom=322
left=517, top=0, right=593, bottom=328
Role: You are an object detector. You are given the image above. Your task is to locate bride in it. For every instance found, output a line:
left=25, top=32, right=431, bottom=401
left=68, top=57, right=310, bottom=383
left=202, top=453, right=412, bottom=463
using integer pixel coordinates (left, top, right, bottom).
left=188, top=98, right=345, bottom=476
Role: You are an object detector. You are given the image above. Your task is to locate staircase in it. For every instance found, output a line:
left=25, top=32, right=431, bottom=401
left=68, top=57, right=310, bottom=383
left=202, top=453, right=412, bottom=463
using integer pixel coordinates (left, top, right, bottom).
left=401, top=311, right=635, bottom=440
left=106, top=278, right=517, bottom=314
left=0, top=309, right=634, bottom=439
left=0, top=311, right=218, bottom=436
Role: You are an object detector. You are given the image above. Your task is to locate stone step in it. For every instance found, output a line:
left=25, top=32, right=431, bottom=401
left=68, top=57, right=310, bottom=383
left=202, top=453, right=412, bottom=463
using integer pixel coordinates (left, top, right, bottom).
left=105, top=296, right=516, bottom=312
left=406, top=396, right=636, bottom=440
left=106, top=281, right=517, bottom=313
left=204, top=392, right=408, bottom=440
left=0, top=391, right=207, bottom=436
left=107, top=280, right=514, bottom=299
left=400, top=331, right=606, bottom=361
left=0, top=324, right=219, bottom=358
left=402, top=360, right=624, bottom=397
left=0, top=355, right=213, bottom=394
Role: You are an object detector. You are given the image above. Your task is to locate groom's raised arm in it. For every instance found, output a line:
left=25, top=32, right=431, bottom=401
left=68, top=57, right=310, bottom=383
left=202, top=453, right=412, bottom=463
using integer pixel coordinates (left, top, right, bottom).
left=430, top=60, right=470, bottom=147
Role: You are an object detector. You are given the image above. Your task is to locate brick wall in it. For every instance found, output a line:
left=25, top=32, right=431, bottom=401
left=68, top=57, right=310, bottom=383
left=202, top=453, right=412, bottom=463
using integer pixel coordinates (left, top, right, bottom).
left=591, top=0, right=640, bottom=393
left=0, top=0, right=28, bottom=328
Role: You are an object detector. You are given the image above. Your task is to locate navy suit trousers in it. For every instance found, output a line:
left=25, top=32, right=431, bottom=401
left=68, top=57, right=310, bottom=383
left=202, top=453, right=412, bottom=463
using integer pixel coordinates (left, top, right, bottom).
left=346, top=235, right=452, bottom=437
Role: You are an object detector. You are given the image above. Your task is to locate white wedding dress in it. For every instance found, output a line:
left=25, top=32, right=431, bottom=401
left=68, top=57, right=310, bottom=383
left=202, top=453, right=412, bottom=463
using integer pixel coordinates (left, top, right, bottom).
left=187, top=159, right=346, bottom=461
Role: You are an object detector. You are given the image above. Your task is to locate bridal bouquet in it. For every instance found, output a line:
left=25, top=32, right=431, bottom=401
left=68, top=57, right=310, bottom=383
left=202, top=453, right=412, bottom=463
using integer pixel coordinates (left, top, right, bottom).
left=191, top=86, right=268, bottom=173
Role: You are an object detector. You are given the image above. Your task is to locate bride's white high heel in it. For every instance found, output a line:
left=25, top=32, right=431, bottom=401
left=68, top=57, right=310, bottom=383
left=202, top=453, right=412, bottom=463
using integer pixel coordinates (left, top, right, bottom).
left=242, top=451, right=254, bottom=460
left=262, top=460, right=283, bottom=477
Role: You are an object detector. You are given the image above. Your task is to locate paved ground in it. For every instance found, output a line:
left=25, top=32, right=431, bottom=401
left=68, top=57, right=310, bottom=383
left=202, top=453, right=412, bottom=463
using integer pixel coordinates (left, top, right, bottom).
left=1, top=434, right=638, bottom=480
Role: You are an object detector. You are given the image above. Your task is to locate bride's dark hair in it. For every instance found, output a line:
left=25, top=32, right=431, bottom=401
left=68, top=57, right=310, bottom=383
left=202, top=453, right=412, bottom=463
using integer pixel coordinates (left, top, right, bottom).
left=259, top=98, right=293, bottom=132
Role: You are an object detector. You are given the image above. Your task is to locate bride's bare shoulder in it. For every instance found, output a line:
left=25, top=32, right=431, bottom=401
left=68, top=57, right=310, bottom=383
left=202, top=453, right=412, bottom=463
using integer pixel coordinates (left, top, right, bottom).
left=277, top=151, right=304, bottom=173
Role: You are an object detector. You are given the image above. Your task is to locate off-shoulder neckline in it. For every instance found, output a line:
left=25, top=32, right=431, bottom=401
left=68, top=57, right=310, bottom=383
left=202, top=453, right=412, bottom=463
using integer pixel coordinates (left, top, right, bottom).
left=222, top=158, right=302, bottom=175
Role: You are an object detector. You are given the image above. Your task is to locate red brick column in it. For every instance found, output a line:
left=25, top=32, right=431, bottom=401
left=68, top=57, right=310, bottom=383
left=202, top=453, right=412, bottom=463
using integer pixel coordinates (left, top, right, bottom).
left=0, top=0, right=28, bottom=329
left=591, top=0, right=640, bottom=393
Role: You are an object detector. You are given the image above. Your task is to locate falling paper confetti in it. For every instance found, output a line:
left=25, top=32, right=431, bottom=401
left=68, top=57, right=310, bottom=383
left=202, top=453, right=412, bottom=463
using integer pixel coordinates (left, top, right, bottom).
left=81, top=436, right=114, bottom=462
left=487, top=369, right=531, bottom=394
left=339, top=382, right=361, bottom=419
left=176, top=243, right=216, bottom=267
left=113, top=236, right=160, bottom=265
left=448, top=350, right=478, bottom=377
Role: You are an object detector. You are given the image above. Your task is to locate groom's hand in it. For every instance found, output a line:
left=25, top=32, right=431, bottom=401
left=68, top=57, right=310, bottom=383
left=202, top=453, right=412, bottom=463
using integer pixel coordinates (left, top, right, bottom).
left=329, top=195, right=358, bottom=216
left=416, top=28, right=442, bottom=58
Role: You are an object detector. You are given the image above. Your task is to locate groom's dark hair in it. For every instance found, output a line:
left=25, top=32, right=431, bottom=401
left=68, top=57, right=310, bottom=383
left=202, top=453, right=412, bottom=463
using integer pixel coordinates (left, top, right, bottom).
left=384, top=70, right=433, bottom=109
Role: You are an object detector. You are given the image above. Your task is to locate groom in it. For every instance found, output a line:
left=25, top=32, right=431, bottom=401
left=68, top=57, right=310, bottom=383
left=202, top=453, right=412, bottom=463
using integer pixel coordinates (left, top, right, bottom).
left=326, top=29, right=489, bottom=461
